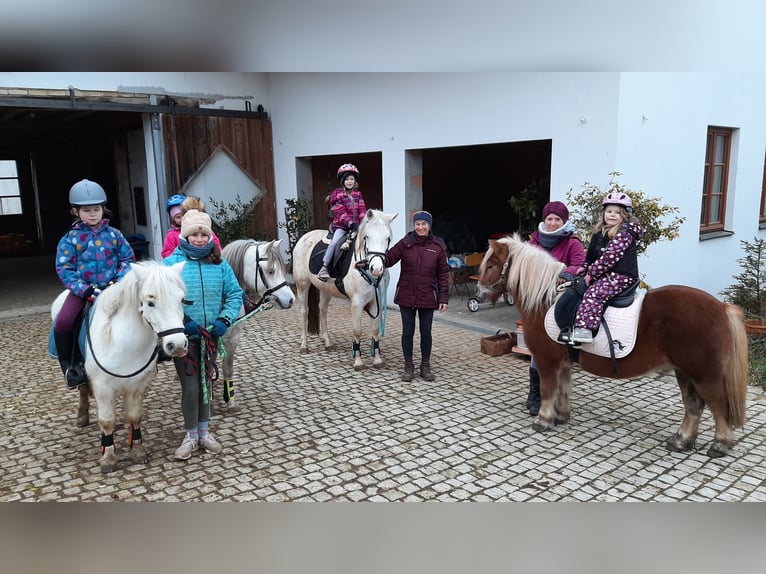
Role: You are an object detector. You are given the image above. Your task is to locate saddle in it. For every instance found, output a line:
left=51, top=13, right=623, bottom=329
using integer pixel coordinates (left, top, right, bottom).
left=545, top=279, right=644, bottom=360
left=309, top=229, right=357, bottom=294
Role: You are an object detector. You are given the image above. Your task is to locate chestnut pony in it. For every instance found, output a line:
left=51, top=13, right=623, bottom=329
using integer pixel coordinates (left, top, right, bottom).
left=476, top=235, right=748, bottom=458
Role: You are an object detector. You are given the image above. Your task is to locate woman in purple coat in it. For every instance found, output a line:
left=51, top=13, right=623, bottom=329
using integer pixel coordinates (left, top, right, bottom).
left=385, top=210, right=449, bottom=382
left=525, top=201, right=586, bottom=416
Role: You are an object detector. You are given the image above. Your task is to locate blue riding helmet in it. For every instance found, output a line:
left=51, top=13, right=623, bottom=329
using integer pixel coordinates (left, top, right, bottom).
left=166, top=194, right=186, bottom=212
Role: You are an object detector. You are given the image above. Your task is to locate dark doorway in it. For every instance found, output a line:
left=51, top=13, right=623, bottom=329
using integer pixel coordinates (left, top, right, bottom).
left=309, top=152, right=383, bottom=230
left=422, top=140, right=551, bottom=254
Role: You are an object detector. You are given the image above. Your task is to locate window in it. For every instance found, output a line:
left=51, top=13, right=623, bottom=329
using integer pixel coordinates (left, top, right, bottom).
left=0, top=160, right=22, bottom=215
left=760, top=149, right=766, bottom=224
left=700, top=127, right=732, bottom=232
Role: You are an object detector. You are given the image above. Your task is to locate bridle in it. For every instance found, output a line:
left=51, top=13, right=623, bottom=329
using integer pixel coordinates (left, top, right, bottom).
left=356, top=230, right=391, bottom=288
left=481, top=251, right=512, bottom=295
left=251, top=243, right=288, bottom=306
left=84, top=298, right=185, bottom=379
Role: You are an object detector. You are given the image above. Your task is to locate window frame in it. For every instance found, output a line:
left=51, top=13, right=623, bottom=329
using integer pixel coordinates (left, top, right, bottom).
left=0, top=159, right=22, bottom=216
left=760, top=148, right=766, bottom=225
left=700, top=126, right=733, bottom=234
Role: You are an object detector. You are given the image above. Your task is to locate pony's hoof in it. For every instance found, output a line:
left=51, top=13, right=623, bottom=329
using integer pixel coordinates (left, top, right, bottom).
left=372, top=361, right=385, bottom=369
left=353, top=363, right=367, bottom=371
left=76, top=414, right=90, bottom=428
left=553, top=415, right=569, bottom=426
left=706, top=440, right=731, bottom=458
left=223, top=402, right=242, bottom=415
left=300, top=347, right=310, bottom=355
left=665, top=432, right=695, bottom=453
left=532, top=420, right=552, bottom=432
left=100, top=463, right=116, bottom=474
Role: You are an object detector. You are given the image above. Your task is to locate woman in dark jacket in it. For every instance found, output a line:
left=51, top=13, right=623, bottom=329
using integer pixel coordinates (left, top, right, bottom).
left=385, top=210, right=449, bottom=382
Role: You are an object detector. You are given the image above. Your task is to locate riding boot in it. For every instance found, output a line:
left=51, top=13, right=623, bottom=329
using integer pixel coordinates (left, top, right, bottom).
left=526, top=367, right=541, bottom=416
left=53, top=330, right=87, bottom=389
left=419, top=360, right=435, bottom=382
left=401, top=361, right=415, bottom=382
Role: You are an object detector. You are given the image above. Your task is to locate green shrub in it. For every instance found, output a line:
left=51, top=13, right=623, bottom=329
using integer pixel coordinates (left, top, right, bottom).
left=720, top=237, right=766, bottom=322
left=565, top=172, right=686, bottom=257
left=278, top=198, right=313, bottom=272
left=208, top=195, right=268, bottom=245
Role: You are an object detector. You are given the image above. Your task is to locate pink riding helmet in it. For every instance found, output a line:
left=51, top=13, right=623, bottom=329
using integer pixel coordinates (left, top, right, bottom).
left=603, top=192, right=633, bottom=212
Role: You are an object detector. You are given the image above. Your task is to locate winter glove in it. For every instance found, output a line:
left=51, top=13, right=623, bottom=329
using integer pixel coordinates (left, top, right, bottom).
left=349, top=223, right=359, bottom=232
left=184, top=320, right=202, bottom=336
left=209, top=318, right=229, bottom=338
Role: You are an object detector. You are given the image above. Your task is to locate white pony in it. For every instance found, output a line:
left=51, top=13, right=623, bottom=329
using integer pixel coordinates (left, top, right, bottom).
left=219, top=239, right=295, bottom=413
left=51, top=261, right=188, bottom=473
left=292, top=209, right=397, bottom=370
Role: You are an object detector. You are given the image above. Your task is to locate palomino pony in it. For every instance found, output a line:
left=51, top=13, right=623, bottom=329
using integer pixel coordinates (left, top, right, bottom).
left=51, top=261, right=188, bottom=473
left=292, top=209, right=397, bottom=370
left=476, top=234, right=748, bottom=457
left=219, top=239, right=295, bottom=413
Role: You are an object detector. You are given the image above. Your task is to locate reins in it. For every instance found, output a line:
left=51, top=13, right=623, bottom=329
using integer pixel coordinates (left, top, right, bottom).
left=83, top=298, right=185, bottom=379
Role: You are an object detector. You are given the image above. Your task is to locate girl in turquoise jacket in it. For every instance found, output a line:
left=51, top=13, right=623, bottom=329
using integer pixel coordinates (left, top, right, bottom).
left=163, top=209, right=243, bottom=461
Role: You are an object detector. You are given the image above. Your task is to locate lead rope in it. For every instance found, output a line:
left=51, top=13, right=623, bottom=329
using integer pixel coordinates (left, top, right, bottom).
left=182, top=328, right=219, bottom=404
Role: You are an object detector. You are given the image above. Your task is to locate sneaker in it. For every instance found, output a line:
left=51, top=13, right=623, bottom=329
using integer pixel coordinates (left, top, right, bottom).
left=572, top=327, right=594, bottom=344
left=198, top=434, right=223, bottom=454
left=317, top=265, right=330, bottom=281
left=340, top=239, right=351, bottom=251
left=173, top=434, right=199, bottom=460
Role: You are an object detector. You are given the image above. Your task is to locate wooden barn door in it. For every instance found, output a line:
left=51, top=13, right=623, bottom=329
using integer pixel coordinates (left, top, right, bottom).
left=161, top=114, right=277, bottom=236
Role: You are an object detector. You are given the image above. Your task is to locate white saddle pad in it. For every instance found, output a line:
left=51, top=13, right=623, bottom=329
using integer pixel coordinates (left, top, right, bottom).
left=544, top=290, right=645, bottom=359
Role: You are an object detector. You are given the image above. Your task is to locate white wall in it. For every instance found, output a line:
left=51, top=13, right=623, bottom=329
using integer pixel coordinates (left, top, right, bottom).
left=265, top=72, right=622, bottom=290
left=265, top=72, right=766, bottom=298
left=614, top=73, right=766, bottom=295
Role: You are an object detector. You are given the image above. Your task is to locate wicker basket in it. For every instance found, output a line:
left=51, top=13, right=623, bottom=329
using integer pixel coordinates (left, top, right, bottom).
left=480, top=330, right=516, bottom=356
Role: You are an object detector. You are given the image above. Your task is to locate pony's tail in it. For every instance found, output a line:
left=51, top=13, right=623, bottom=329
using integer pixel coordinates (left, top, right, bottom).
left=307, top=283, right=320, bottom=335
left=724, top=304, right=748, bottom=427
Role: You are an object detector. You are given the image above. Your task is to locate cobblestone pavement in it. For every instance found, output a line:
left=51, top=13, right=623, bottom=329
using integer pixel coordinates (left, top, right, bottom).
left=2, top=296, right=766, bottom=502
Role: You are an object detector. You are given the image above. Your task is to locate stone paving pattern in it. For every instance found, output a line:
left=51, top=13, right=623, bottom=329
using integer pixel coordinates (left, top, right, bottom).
left=2, top=298, right=766, bottom=502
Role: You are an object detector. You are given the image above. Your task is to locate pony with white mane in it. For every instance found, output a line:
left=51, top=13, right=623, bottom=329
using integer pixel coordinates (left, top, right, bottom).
left=219, top=239, right=295, bottom=413
left=476, top=234, right=748, bottom=457
left=51, top=261, right=188, bottom=473
left=292, top=209, right=397, bottom=370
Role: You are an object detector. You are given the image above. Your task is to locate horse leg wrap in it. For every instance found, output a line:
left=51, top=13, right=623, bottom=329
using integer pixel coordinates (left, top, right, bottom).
left=128, top=425, right=142, bottom=448
left=100, top=432, right=114, bottom=453
left=223, top=378, right=235, bottom=403
left=370, top=338, right=380, bottom=357
left=351, top=340, right=361, bottom=358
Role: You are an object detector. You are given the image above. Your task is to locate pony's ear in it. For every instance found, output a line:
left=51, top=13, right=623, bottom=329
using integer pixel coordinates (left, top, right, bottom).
left=273, top=238, right=282, bottom=249
left=170, top=261, right=186, bottom=275
left=131, top=261, right=148, bottom=282
left=488, top=239, right=501, bottom=253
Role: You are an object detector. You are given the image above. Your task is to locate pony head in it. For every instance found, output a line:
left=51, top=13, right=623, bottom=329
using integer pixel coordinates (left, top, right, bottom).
left=356, top=209, right=397, bottom=278
left=223, top=239, right=295, bottom=310
left=130, top=261, right=189, bottom=358
left=477, top=234, right=563, bottom=314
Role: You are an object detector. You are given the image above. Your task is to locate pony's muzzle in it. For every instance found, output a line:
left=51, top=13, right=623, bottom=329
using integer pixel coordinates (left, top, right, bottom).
left=163, top=334, right=189, bottom=357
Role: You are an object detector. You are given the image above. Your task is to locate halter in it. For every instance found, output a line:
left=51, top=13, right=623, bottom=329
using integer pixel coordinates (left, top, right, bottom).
left=251, top=244, right=287, bottom=307
left=84, top=299, right=185, bottom=379
left=356, top=232, right=390, bottom=288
